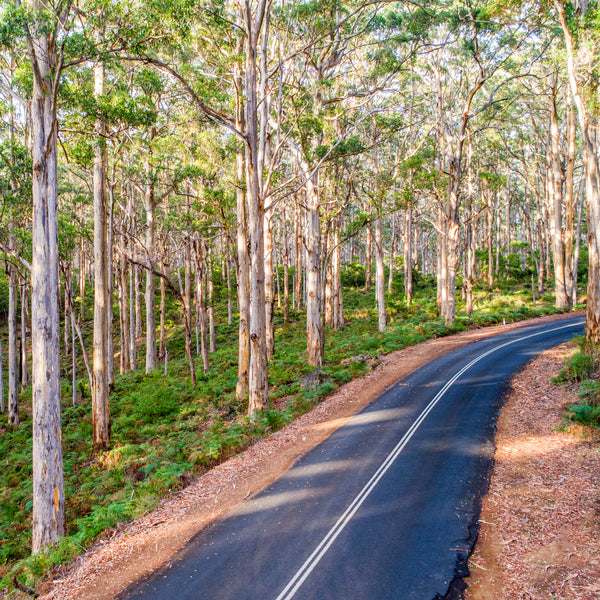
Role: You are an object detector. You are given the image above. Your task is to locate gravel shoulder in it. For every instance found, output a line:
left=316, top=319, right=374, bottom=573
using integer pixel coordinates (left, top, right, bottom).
left=464, top=341, right=600, bottom=600
left=36, top=311, right=588, bottom=600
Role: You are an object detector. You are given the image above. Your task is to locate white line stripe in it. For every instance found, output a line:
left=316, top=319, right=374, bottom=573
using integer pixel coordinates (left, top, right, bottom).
left=274, top=319, right=584, bottom=600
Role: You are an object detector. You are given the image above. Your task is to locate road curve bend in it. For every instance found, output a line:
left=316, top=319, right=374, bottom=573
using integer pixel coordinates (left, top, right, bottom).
left=118, top=316, right=584, bottom=600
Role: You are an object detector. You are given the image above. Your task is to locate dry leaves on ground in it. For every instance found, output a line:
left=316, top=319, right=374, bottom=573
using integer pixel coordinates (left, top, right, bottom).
left=465, top=344, right=600, bottom=600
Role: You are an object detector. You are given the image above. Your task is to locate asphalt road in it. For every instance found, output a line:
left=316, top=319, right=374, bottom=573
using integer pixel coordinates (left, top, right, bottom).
left=118, top=316, right=585, bottom=600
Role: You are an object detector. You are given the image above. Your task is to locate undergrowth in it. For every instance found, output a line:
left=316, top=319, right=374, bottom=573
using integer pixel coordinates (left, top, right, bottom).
left=0, top=281, right=570, bottom=595
left=554, top=336, right=600, bottom=429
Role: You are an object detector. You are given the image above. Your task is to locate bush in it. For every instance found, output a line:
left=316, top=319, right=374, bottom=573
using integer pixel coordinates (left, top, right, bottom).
left=340, top=262, right=366, bottom=287
left=134, top=387, right=180, bottom=422
left=564, top=403, right=600, bottom=428
left=552, top=340, right=594, bottom=383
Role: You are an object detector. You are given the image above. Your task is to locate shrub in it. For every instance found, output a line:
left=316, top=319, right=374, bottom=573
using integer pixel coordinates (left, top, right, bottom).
left=564, top=403, right=600, bottom=428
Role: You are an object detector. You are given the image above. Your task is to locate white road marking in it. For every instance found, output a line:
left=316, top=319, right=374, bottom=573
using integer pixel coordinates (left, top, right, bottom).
left=274, top=319, right=584, bottom=600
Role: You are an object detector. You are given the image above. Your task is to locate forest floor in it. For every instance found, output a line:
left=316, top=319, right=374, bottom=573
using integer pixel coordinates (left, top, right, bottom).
left=31, top=310, right=598, bottom=600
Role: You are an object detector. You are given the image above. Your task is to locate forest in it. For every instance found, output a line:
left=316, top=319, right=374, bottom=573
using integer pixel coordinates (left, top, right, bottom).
left=0, top=0, right=599, bottom=593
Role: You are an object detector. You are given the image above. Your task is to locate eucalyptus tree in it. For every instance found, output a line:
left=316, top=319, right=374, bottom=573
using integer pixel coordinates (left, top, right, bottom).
left=414, top=2, right=544, bottom=324
left=0, top=0, right=69, bottom=553
left=552, top=0, right=600, bottom=343
left=0, top=89, right=31, bottom=427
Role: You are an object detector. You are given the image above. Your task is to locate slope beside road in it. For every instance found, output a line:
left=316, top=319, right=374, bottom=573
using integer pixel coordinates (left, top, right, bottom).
left=42, top=312, right=584, bottom=600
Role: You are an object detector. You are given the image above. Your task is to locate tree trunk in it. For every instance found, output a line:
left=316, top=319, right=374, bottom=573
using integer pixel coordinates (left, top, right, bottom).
left=548, top=81, right=568, bottom=309
left=375, top=213, right=386, bottom=331
left=554, top=0, right=600, bottom=342
left=294, top=201, right=302, bottom=311
left=144, top=128, right=158, bottom=372
left=388, top=212, right=396, bottom=294
left=264, top=212, right=274, bottom=356
left=306, top=175, right=322, bottom=369
left=8, top=241, right=19, bottom=426
left=365, top=224, right=372, bottom=292
left=283, top=204, right=290, bottom=322
left=564, top=103, right=577, bottom=307
left=118, top=251, right=130, bottom=373
left=129, top=261, right=137, bottom=370
left=225, top=237, right=233, bottom=326
left=183, top=236, right=197, bottom=386
left=92, top=54, right=110, bottom=448
left=234, top=51, right=250, bottom=402
left=20, top=278, right=29, bottom=391
left=404, top=205, right=413, bottom=307
left=196, top=243, right=210, bottom=375
left=331, top=215, right=344, bottom=329
left=244, top=0, right=269, bottom=414
left=29, top=16, right=66, bottom=550
left=207, top=246, right=215, bottom=354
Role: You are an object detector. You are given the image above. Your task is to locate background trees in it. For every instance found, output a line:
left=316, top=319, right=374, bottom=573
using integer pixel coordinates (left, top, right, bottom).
left=0, top=0, right=596, bottom=575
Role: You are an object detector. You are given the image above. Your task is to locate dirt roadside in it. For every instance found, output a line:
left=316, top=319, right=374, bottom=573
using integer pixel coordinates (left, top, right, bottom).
left=38, top=311, right=587, bottom=600
left=464, top=342, right=600, bottom=600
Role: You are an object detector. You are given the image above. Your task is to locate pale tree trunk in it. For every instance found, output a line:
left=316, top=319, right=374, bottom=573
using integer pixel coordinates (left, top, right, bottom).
left=325, top=227, right=332, bottom=326
left=294, top=201, right=303, bottom=311
left=330, top=214, right=344, bottom=329
left=107, top=183, right=115, bottom=389
left=572, top=186, right=584, bottom=305
left=92, top=54, right=110, bottom=448
left=129, top=262, right=137, bottom=370
left=564, top=103, right=577, bottom=306
left=375, top=212, right=386, bottom=331
left=118, top=251, right=130, bottom=373
left=195, top=243, right=210, bottom=374
left=487, top=199, right=494, bottom=287
left=159, top=258, right=166, bottom=360
left=183, top=238, right=197, bottom=385
left=305, top=174, right=322, bottom=368
left=20, top=278, right=29, bottom=390
left=264, top=212, right=274, bottom=356
left=464, top=140, right=475, bottom=316
left=388, top=212, right=396, bottom=294
left=404, top=204, right=413, bottom=307
left=144, top=127, right=158, bottom=372
left=244, top=0, right=269, bottom=414
left=283, top=204, right=290, bottom=322
left=79, top=237, right=86, bottom=322
left=29, top=11, right=65, bottom=550
left=234, top=50, right=250, bottom=402
left=8, top=243, right=19, bottom=426
left=207, top=246, right=215, bottom=353
left=365, top=224, right=372, bottom=292
left=537, top=217, right=546, bottom=293
left=225, top=237, right=233, bottom=326
left=135, top=265, right=143, bottom=339
left=548, top=81, right=569, bottom=309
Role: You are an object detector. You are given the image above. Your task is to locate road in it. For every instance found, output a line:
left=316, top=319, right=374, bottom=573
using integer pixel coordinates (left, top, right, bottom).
left=118, top=316, right=584, bottom=600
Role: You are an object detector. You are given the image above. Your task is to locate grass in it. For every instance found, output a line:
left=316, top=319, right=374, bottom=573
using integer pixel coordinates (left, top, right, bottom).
left=0, top=278, right=572, bottom=595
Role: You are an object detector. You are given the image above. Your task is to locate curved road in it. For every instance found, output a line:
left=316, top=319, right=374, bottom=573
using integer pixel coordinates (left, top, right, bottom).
left=118, top=316, right=584, bottom=600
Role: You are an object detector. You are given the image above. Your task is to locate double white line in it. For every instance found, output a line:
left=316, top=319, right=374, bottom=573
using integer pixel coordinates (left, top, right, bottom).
left=275, top=319, right=584, bottom=600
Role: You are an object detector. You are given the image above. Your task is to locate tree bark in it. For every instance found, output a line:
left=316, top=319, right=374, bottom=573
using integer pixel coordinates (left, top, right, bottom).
left=375, top=212, right=386, bottom=331
left=244, top=0, right=269, bottom=413
left=554, top=0, right=600, bottom=342
left=548, top=80, right=568, bottom=309
left=92, top=54, right=110, bottom=448
left=8, top=249, right=19, bottom=426
left=144, top=127, right=158, bottom=372
left=404, top=205, right=413, bottom=307
left=234, top=47, right=250, bottom=402
left=28, top=9, right=66, bottom=550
